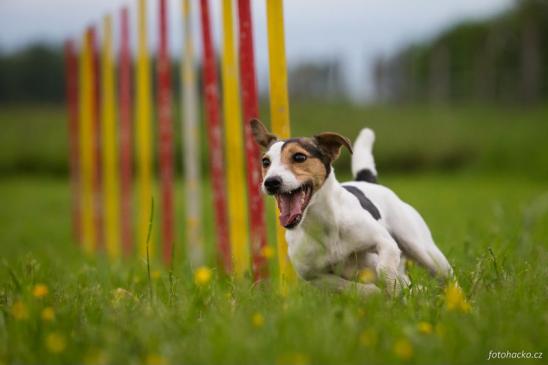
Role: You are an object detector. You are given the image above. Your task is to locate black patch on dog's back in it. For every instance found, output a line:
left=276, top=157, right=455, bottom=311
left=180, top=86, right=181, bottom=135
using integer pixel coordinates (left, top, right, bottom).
left=342, top=185, right=381, bottom=220
left=355, top=168, right=377, bottom=183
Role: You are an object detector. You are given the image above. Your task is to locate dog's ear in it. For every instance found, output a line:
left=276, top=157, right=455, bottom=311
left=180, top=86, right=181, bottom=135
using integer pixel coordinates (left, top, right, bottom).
left=314, top=132, right=353, bottom=161
left=250, top=119, right=277, bottom=150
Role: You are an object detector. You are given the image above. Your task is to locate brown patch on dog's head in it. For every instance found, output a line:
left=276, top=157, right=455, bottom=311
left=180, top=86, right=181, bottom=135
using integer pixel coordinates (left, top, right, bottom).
left=280, top=138, right=329, bottom=192
left=278, top=133, right=352, bottom=191
left=250, top=119, right=277, bottom=150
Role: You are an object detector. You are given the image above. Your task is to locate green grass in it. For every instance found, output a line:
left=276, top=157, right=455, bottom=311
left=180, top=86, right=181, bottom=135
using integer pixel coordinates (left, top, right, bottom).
left=1, top=173, right=546, bottom=365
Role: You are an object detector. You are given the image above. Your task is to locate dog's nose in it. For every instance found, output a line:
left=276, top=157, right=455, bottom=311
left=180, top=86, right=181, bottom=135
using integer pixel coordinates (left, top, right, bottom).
left=264, top=176, right=282, bottom=194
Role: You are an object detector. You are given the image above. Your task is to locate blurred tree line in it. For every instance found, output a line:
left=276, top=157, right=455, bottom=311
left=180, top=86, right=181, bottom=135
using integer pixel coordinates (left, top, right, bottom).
left=288, top=60, right=347, bottom=101
left=0, top=44, right=65, bottom=103
left=0, top=42, right=346, bottom=104
left=373, top=0, right=547, bottom=104
left=0, top=43, right=188, bottom=105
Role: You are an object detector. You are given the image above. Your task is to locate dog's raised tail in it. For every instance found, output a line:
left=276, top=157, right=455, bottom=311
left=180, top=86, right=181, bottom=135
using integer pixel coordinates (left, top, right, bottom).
left=352, top=128, right=378, bottom=183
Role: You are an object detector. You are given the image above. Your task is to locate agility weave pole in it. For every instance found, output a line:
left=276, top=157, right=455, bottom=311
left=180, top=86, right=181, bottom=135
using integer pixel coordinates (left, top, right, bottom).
left=78, top=28, right=97, bottom=254
left=136, top=0, right=154, bottom=259
left=157, top=0, right=176, bottom=266
left=119, top=7, right=133, bottom=257
left=237, top=0, right=269, bottom=281
left=182, top=0, right=204, bottom=267
left=90, top=27, right=104, bottom=253
left=266, top=0, right=296, bottom=287
left=101, top=15, right=121, bottom=260
left=222, top=0, right=250, bottom=277
left=64, top=40, right=81, bottom=245
left=199, top=0, right=232, bottom=273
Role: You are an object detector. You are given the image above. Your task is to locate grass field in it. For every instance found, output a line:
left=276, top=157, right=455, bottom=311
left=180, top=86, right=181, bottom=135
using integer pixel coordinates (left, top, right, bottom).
left=1, top=104, right=547, bottom=364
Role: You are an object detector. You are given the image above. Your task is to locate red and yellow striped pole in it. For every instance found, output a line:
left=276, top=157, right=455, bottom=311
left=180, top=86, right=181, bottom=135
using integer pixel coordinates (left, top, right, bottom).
left=237, top=0, right=269, bottom=281
left=157, top=0, right=175, bottom=265
left=136, top=0, right=154, bottom=258
left=119, top=7, right=133, bottom=257
left=64, top=39, right=81, bottom=245
left=266, top=0, right=295, bottom=288
left=199, top=0, right=231, bottom=273
left=221, top=0, right=249, bottom=277
left=182, top=0, right=203, bottom=267
left=101, top=15, right=121, bottom=260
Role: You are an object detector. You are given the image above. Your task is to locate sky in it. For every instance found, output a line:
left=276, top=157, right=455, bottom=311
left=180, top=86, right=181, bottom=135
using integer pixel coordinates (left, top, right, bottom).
left=0, top=0, right=514, bottom=101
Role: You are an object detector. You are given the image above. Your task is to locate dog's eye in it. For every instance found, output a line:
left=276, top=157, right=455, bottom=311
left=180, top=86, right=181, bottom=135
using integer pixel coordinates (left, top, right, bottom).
left=292, top=153, right=307, bottom=163
left=262, top=158, right=271, bottom=168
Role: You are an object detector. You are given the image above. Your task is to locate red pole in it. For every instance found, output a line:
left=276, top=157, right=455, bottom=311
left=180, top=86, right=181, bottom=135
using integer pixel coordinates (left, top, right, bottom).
left=199, top=0, right=232, bottom=273
left=64, top=39, right=81, bottom=245
left=237, top=0, right=268, bottom=281
left=89, top=26, right=104, bottom=251
left=119, top=7, right=133, bottom=257
left=158, top=0, right=175, bottom=265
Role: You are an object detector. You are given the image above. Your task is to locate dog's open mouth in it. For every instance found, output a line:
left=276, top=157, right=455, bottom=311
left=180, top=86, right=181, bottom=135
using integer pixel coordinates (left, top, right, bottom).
left=275, top=183, right=313, bottom=229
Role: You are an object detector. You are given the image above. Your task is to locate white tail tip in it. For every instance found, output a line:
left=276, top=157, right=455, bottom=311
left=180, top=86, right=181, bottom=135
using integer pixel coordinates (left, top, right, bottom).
left=352, top=128, right=377, bottom=179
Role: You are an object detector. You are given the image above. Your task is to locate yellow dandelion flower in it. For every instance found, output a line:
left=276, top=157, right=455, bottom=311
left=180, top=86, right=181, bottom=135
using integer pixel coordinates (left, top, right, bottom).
left=251, top=312, right=265, bottom=328
left=445, top=282, right=470, bottom=313
left=359, top=329, right=378, bottom=347
left=146, top=354, right=167, bottom=365
left=10, top=300, right=29, bottom=320
left=394, top=338, right=413, bottom=360
left=33, top=283, right=49, bottom=298
left=45, top=332, right=66, bottom=354
left=194, top=266, right=212, bottom=286
left=417, top=321, right=433, bottom=334
left=151, top=270, right=161, bottom=280
left=261, top=245, right=274, bottom=259
left=41, top=307, right=55, bottom=322
left=358, top=268, right=376, bottom=284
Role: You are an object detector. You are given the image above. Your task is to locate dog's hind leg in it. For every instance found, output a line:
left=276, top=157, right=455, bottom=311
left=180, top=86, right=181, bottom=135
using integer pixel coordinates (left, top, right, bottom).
left=389, top=202, right=453, bottom=278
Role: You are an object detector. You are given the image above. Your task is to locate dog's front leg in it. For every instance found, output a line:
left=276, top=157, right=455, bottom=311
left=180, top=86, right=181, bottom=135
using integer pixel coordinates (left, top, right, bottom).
left=310, top=273, right=381, bottom=298
left=374, top=232, right=408, bottom=296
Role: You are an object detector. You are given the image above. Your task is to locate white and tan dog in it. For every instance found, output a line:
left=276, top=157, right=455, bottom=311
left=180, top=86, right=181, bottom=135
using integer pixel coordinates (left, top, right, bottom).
left=251, top=119, right=452, bottom=296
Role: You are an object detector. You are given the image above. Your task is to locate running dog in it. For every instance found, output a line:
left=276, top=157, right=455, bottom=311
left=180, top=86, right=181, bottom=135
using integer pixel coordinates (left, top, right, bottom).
left=251, top=119, right=453, bottom=296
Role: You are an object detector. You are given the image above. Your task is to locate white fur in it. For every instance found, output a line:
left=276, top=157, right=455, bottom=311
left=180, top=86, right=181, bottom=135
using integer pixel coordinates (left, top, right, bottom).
left=263, top=128, right=453, bottom=297
left=352, top=128, right=377, bottom=177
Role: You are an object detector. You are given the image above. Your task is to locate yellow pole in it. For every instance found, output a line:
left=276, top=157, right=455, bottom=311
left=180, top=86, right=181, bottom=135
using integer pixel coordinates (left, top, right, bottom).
left=221, top=0, right=249, bottom=277
left=266, top=0, right=295, bottom=288
left=79, top=30, right=95, bottom=254
left=136, top=0, right=153, bottom=258
left=101, top=15, right=120, bottom=260
left=182, top=0, right=203, bottom=267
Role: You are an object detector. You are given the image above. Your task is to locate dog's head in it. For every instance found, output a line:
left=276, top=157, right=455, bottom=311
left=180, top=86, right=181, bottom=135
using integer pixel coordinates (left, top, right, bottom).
left=251, top=119, right=352, bottom=229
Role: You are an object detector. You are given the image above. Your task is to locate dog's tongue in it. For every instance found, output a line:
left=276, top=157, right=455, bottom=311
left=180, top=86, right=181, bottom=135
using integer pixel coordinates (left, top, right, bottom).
left=277, top=190, right=304, bottom=227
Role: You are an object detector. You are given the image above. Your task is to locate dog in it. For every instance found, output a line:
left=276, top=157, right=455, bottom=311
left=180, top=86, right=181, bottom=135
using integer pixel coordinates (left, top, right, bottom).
left=251, top=119, right=453, bottom=296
